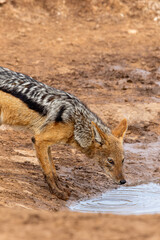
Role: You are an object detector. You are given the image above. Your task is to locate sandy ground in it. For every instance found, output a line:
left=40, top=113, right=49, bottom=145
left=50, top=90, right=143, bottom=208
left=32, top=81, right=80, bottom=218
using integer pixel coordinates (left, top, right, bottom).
left=0, top=0, right=160, bottom=239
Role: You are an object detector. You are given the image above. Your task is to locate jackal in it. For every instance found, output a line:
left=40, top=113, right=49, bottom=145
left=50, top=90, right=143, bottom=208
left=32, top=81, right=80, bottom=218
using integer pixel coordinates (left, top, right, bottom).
left=0, top=66, right=127, bottom=200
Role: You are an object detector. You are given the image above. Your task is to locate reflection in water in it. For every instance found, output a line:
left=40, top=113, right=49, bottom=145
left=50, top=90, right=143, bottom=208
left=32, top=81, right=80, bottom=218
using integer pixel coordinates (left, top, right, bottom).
left=69, top=183, right=160, bottom=215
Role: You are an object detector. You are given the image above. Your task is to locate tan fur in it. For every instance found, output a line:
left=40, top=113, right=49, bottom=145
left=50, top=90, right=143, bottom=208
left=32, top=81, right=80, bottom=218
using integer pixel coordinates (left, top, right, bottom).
left=0, top=90, right=45, bottom=133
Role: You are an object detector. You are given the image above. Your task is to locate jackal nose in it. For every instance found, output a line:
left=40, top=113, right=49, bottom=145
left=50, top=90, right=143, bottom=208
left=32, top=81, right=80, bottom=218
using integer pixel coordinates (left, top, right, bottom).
left=120, top=179, right=126, bottom=185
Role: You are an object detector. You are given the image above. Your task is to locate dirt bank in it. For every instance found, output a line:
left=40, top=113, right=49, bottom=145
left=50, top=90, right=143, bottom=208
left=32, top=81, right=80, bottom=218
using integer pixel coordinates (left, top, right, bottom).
left=0, top=0, right=160, bottom=239
left=1, top=207, right=160, bottom=240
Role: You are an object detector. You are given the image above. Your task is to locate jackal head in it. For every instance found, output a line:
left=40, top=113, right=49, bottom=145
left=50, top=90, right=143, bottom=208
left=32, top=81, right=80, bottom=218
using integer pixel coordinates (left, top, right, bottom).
left=91, top=119, right=127, bottom=185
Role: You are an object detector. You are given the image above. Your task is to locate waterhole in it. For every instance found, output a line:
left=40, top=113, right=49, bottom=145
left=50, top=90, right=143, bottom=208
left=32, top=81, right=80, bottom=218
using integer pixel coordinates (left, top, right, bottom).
left=69, top=183, right=160, bottom=215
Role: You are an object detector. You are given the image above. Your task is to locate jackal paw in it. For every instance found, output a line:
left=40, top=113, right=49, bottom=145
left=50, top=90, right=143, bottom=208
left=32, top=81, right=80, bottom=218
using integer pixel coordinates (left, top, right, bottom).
left=53, top=176, right=71, bottom=196
left=55, top=183, right=71, bottom=199
left=43, top=174, right=70, bottom=200
left=49, top=186, right=70, bottom=200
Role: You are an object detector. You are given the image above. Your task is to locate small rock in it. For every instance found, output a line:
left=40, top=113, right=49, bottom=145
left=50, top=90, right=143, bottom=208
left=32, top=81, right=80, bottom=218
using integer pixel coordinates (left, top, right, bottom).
left=120, top=13, right=124, bottom=17
left=57, top=37, right=63, bottom=42
left=128, top=29, right=138, bottom=34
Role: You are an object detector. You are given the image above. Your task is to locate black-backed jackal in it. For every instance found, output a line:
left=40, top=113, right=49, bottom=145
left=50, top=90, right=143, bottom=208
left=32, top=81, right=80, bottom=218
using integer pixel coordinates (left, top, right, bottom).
left=0, top=66, right=127, bottom=200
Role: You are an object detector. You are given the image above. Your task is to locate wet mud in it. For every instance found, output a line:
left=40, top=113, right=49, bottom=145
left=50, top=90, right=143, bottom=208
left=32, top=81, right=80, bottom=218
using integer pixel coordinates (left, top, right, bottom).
left=0, top=0, right=160, bottom=239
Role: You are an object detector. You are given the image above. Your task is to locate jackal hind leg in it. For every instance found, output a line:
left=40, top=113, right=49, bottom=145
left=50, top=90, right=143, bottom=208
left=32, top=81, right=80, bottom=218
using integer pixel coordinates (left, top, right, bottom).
left=34, top=140, right=69, bottom=200
left=48, top=147, right=71, bottom=196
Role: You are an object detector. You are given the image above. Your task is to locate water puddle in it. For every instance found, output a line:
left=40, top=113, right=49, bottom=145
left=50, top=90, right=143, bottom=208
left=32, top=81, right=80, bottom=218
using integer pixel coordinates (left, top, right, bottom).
left=69, top=183, right=160, bottom=215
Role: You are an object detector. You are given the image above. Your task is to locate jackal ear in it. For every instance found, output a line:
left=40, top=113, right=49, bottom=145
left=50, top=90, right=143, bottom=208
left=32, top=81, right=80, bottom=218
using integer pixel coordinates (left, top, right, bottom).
left=91, top=121, right=106, bottom=145
left=112, top=119, right=128, bottom=140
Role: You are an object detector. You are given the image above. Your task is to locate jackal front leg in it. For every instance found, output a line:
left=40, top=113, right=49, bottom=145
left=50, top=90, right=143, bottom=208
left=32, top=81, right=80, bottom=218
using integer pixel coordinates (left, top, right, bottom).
left=48, top=146, right=70, bottom=195
left=34, top=140, right=69, bottom=200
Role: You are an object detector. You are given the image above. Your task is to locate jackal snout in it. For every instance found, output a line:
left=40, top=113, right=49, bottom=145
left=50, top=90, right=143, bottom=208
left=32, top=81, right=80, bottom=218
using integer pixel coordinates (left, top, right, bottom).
left=106, top=168, right=126, bottom=185
left=113, top=170, right=126, bottom=185
left=113, top=172, right=126, bottom=185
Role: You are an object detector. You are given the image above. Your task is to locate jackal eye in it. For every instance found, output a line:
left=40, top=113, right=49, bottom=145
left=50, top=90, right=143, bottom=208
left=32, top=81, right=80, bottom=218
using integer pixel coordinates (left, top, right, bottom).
left=107, top=158, right=114, bottom=165
left=122, top=158, right=125, bottom=164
